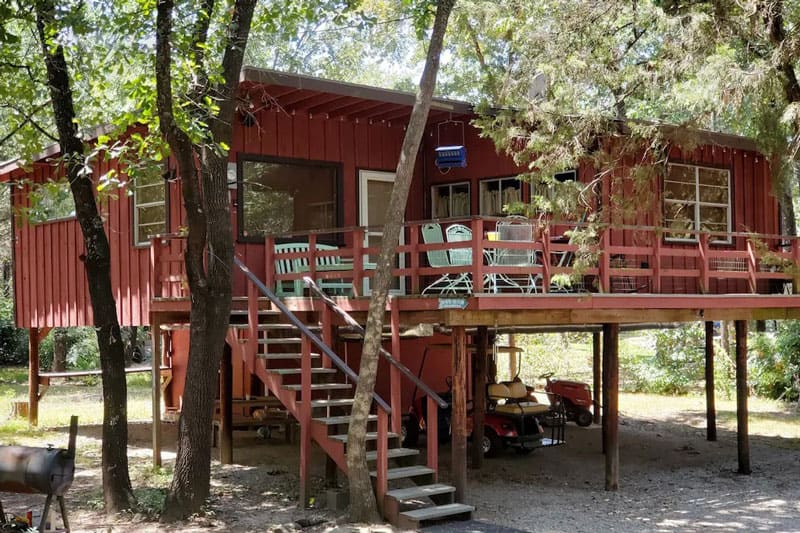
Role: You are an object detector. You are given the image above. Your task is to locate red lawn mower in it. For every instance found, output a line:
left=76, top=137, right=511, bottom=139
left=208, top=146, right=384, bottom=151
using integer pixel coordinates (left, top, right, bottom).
left=539, top=372, right=594, bottom=427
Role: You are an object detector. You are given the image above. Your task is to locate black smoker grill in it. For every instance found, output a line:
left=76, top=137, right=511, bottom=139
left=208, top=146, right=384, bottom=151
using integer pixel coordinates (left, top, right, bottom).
left=0, top=416, right=77, bottom=532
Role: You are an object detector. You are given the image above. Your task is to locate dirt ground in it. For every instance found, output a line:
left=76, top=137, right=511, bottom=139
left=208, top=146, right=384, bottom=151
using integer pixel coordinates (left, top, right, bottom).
left=2, top=407, right=799, bottom=532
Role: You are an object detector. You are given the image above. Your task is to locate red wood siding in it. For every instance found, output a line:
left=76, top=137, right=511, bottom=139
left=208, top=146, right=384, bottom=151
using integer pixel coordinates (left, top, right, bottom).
left=10, top=159, right=153, bottom=328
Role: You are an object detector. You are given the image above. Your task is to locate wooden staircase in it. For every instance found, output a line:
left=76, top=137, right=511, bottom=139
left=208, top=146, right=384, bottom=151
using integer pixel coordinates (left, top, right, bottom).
left=227, top=260, right=474, bottom=528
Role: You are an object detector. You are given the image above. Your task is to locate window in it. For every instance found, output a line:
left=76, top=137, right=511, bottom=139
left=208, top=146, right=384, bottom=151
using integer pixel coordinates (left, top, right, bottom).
left=431, top=182, right=470, bottom=218
left=133, top=169, right=167, bottom=246
left=479, top=177, right=521, bottom=216
left=663, top=163, right=730, bottom=243
left=27, top=180, right=75, bottom=223
left=240, top=157, right=339, bottom=239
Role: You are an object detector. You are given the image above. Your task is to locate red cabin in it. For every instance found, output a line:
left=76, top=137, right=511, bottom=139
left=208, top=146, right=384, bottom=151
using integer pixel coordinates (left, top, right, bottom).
left=3, top=67, right=799, bottom=527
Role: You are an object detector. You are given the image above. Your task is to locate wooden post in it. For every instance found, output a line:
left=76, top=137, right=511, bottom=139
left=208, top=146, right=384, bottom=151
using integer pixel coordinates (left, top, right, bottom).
left=451, top=326, right=468, bottom=502
left=735, top=320, right=751, bottom=475
left=426, top=396, right=438, bottom=480
left=508, top=333, right=517, bottom=378
left=704, top=321, right=717, bottom=442
left=299, top=336, right=312, bottom=506
left=376, top=409, right=389, bottom=514
left=151, top=319, right=162, bottom=467
left=601, top=324, right=610, bottom=454
left=28, top=328, right=40, bottom=427
left=592, top=331, right=601, bottom=425
left=471, top=327, right=488, bottom=469
left=220, top=345, right=233, bottom=465
left=603, top=323, right=619, bottom=491
left=389, top=299, right=402, bottom=435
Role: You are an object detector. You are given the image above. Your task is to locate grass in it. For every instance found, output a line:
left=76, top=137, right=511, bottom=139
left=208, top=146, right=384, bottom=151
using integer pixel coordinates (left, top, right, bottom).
left=0, top=366, right=153, bottom=438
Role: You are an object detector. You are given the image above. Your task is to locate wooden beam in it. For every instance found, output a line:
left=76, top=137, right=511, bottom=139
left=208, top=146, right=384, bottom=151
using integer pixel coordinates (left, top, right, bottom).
left=735, top=320, right=751, bottom=475
left=471, top=327, right=488, bottom=469
left=592, top=331, right=601, bottom=425
left=220, top=345, right=233, bottom=465
left=603, top=323, right=619, bottom=491
left=451, top=326, right=468, bottom=502
left=151, top=317, right=162, bottom=467
left=28, top=327, right=39, bottom=427
left=705, top=321, right=717, bottom=442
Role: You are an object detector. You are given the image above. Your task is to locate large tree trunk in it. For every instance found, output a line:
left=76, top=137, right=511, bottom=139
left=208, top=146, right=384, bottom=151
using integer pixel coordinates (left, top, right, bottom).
left=34, top=0, right=134, bottom=512
left=346, top=0, right=456, bottom=522
left=156, top=0, right=255, bottom=520
left=52, top=328, right=67, bottom=372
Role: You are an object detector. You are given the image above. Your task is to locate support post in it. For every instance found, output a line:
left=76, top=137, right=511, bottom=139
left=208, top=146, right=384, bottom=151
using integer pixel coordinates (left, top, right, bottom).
left=471, top=327, right=488, bottom=469
left=508, top=333, right=517, bottom=378
left=601, top=325, right=610, bottom=454
left=735, top=320, right=751, bottom=475
left=28, top=328, right=40, bottom=427
left=220, top=345, right=233, bottom=465
left=704, top=321, right=717, bottom=442
left=603, top=323, right=619, bottom=491
left=150, top=319, right=162, bottom=467
left=592, top=331, right=601, bottom=425
left=389, top=299, right=402, bottom=435
left=451, top=326, right=468, bottom=502
left=299, top=336, right=313, bottom=506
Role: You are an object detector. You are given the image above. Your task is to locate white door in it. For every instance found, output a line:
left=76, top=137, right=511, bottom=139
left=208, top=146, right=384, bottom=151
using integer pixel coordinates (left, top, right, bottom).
left=359, top=170, right=405, bottom=294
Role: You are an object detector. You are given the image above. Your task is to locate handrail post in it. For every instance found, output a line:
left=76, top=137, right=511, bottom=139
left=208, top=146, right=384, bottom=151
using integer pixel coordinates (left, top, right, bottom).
left=353, top=228, right=364, bottom=297
left=746, top=238, right=758, bottom=293
left=471, top=218, right=484, bottom=293
left=299, top=335, right=312, bottom=507
left=389, top=299, right=402, bottom=435
left=652, top=232, right=662, bottom=293
left=321, top=305, right=333, bottom=369
left=149, top=237, right=161, bottom=299
left=541, top=225, right=551, bottom=294
left=376, top=409, right=389, bottom=515
left=699, top=233, right=709, bottom=294
left=265, top=235, right=276, bottom=293
left=600, top=228, right=611, bottom=293
left=247, top=281, right=258, bottom=372
left=427, top=396, right=438, bottom=481
left=308, top=234, right=318, bottom=291
left=409, top=222, right=420, bottom=294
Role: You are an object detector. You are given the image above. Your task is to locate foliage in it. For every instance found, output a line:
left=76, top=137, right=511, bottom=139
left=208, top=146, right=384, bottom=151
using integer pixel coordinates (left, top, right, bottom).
left=752, top=322, right=800, bottom=402
left=0, top=286, right=27, bottom=366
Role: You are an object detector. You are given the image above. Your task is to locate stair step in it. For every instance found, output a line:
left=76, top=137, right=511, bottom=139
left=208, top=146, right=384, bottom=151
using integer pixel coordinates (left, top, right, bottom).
left=229, top=323, right=284, bottom=330
left=260, top=323, right=320, bottom=331
left=330, top=431, right=398, bottom=444
left=282, top=383, right=352, bottom=392
left=385, top=483, right=456, bottom=502
left=260, top=353, right=320, bottom=360
left=304, top=398, right=355, bottom=408
left=370, top=465, right=435, bottom=480
left=269, top=368, right=337, bottom=376
left=364, top=447, right=419, bottom=461
left=313, top=414, right=377, bottom=425
left=259, top=337, right=303, bottom=345
left=398, top=503, right=474, bottom=524
left=230, top=309, right=279, bottom=316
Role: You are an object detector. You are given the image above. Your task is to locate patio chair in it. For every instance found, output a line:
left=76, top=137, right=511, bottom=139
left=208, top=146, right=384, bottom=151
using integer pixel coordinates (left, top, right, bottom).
left=492, top=216, right=539, bottom=293
left=420, top=223, right=473, bottom=294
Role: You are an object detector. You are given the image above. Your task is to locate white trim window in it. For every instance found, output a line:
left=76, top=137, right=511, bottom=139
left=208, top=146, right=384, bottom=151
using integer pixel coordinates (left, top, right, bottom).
left=133, top=170, right=167, bottom=246
left=663, top=163, right=731, bottom=244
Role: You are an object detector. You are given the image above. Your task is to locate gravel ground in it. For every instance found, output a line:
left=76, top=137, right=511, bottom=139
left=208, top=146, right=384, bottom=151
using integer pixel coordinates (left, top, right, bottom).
left=1, top=409, right=798, bottom=532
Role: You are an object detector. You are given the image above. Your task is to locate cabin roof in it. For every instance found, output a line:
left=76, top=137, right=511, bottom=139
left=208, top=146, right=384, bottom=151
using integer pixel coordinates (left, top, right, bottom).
left=0, top=68, right=763, bottom=177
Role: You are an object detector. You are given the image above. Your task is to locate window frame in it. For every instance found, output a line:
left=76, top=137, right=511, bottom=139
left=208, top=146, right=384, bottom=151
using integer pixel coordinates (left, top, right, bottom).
left=478, top=176, right=523, bottom=216
left=663, top=162, right=732, bottom=245
left=236, top=154, right=343, bottom=244
left=430, top=181, right=471, bottom=218
left=30, top=179, right=76, bottom=224
left=132, top=170, right=169, bottom=247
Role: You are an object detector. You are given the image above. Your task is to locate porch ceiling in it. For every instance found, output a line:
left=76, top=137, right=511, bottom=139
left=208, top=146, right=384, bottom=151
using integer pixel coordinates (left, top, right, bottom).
left=240, top=67, right=473, bottom=123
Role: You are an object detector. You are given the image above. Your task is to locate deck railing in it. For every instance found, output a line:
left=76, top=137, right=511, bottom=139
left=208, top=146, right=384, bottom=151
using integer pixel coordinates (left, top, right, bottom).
left=150, top=218, right=800, bottom=299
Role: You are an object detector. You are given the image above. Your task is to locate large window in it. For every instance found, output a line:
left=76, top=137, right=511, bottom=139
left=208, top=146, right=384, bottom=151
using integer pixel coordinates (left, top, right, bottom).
left=133, top=169, right=167, bottom=246
left=239, top=157, right=339, bottom=239
left=28, top=180, right=75, bottom=223
left=663, top=163, right=731, bottom=243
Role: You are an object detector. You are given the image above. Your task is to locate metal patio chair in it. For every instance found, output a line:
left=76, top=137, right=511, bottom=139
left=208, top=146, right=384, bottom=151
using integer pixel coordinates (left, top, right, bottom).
left=492, top=216, right=539, bottom=293
left=420, top=223, right=473, bottom=294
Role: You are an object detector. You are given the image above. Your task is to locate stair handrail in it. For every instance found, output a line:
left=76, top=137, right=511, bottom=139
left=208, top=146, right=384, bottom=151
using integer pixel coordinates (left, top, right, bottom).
left=303, top=276, right=449, bottom=410
left=234, top=257, right=391, bottom=413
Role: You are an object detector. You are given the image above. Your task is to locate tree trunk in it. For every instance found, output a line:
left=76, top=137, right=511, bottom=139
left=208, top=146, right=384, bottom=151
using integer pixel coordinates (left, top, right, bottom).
left=155, top=0, right=255, bottom=520
left=123, top=327, right=139, bottom=366
left=34, top=0, right=134, bottom=513
left=346, top=0, right=456, bottom=522
left=52, top=328, right=67, bottom=373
